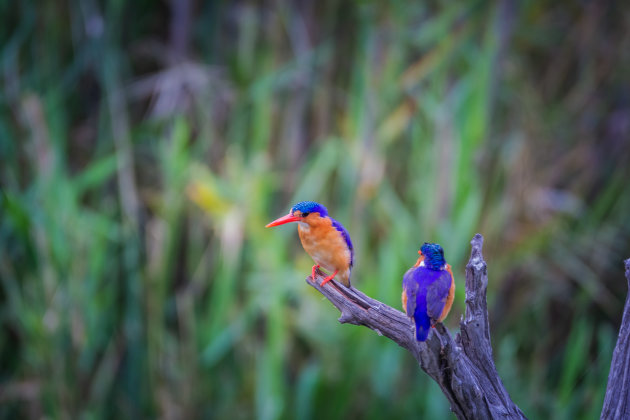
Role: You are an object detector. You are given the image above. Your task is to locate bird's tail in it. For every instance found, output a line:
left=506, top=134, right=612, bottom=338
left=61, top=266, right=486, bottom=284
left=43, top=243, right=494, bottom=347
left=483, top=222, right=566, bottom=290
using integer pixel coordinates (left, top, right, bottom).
left=414, top=306, right=431, bottom=342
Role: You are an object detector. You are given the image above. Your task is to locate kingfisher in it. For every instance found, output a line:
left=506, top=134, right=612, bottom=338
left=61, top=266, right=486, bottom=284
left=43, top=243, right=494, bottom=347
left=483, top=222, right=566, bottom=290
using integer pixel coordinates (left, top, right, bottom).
left=402, top=242, right=455, bottom=342
left=266, top=201, right=354, bottom=287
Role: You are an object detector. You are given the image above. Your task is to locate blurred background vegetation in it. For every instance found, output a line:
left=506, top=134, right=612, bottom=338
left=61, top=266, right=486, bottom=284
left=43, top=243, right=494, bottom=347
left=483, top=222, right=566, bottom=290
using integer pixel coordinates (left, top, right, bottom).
left=1, top=0, right=629, bottom=419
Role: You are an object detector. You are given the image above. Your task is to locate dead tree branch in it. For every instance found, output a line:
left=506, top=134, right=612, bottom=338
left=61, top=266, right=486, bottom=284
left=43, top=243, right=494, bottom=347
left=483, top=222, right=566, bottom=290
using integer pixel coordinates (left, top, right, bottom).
left=306, top=233, right=526, bottom=420
left=600, top=258, right=630, bottom=419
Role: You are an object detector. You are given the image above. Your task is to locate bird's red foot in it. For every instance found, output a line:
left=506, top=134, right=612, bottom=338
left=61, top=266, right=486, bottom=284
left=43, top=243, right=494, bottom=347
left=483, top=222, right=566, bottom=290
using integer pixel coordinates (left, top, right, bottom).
left=311, top=264, right=320, bottom=279
left=320, top=269, right=339, bottom=287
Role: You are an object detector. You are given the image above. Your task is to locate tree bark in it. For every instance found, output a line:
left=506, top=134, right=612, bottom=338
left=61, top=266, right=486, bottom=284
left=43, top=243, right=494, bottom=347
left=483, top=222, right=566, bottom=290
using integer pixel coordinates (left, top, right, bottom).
left=600, top=258, right=630, bottom=419
left=306, top=234, right=526, bottom=420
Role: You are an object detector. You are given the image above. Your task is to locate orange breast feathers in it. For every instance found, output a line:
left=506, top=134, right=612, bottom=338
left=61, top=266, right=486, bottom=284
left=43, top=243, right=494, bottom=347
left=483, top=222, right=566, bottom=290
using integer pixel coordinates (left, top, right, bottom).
left=297, top=214, right=352, bottom=287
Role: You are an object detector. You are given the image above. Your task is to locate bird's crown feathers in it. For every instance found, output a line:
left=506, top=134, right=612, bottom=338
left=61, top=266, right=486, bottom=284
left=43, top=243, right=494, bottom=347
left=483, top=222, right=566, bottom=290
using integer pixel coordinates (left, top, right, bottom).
left=420, top=242, right=446, bottom=270
left=291, top=201, right=328, bottom=217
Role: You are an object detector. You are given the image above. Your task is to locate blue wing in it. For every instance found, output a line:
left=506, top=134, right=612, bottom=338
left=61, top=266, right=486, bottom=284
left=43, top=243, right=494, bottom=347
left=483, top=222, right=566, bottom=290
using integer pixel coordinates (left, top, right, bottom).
left=402, top=268, right=418, bottom=316
left=426, top=270, right=453, bottom=320
left=402, top=267, right=432, bottom=341
left=331, top=218, right=354, bottom=267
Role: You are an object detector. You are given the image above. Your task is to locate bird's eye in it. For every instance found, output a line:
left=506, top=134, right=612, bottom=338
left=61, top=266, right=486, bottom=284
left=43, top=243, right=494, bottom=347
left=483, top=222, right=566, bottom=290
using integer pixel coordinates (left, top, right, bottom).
left=301, top=212, right=310, bottom=217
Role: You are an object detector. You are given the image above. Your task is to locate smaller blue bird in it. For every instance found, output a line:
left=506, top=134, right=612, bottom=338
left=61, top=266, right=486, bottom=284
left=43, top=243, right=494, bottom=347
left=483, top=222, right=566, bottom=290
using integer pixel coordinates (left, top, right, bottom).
left=266, top=201, right=354, bottom=287
left=402, top=243, right=455, bottom=341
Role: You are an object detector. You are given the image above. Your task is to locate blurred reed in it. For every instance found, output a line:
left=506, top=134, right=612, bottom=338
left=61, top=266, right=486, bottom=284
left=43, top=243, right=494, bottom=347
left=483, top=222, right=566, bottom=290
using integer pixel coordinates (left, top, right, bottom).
left=1, top=1, right=629, bottom=419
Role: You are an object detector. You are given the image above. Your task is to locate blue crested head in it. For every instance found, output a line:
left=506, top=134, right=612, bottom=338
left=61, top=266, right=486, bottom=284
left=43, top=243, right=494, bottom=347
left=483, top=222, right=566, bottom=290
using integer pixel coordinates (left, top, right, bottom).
left=421, top=242, right=446, bottom=270
left=291, top=201, right=328, bottom=218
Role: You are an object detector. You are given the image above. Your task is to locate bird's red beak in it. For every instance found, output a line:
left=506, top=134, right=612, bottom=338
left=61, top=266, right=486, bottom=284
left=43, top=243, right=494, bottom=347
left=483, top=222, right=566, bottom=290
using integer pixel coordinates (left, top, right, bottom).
left=265, top=213, right=301, bottom=227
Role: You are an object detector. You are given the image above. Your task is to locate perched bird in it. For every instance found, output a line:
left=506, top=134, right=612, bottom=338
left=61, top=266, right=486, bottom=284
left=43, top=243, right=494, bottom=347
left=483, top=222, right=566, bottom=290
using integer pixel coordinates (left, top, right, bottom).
left=266, top=201, right=354, bottom=287
left=402, top=243, right=455, bottom=341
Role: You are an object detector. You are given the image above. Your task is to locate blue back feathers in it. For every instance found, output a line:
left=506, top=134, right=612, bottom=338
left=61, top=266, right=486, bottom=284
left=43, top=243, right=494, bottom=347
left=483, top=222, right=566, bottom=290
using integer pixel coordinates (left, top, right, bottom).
left=291, top=201, right=328, bottom=217
left=421, top=242, right=446, bottom=270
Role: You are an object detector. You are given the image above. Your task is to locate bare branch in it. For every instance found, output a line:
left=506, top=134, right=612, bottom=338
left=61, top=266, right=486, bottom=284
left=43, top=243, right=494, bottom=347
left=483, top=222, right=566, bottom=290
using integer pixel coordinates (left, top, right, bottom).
left=601, top=258, right=630, bottom=419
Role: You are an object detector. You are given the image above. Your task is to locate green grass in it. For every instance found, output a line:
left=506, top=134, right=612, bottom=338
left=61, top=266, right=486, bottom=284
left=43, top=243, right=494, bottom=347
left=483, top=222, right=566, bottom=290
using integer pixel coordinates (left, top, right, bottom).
left=2, top=1, right=630, bottom=419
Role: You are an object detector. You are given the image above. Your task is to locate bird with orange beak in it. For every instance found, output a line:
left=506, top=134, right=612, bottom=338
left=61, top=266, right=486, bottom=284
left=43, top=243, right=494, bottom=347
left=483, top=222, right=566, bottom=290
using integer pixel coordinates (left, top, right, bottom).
left=266, top=201, right=353, bottom=287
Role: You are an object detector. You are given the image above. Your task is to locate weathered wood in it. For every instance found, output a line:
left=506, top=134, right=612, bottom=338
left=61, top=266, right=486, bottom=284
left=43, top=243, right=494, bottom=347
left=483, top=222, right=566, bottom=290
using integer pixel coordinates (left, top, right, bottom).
left=306, top=234, right=527, bottom=420
left=600, top=258, right=630, bottom=420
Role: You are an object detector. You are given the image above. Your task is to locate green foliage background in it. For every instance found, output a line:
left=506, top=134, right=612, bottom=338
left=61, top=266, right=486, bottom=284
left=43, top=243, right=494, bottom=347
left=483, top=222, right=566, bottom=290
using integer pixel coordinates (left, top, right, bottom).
left=2, top=1, right=629, bottom=419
